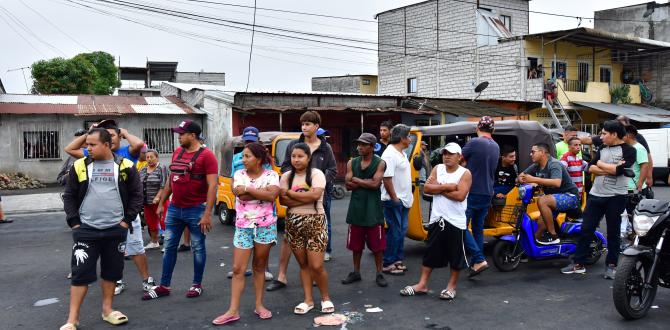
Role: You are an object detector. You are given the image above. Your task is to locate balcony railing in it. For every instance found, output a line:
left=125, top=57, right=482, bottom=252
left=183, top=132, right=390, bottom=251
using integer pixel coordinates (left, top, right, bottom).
left=564, top=79, right=587, bottom=93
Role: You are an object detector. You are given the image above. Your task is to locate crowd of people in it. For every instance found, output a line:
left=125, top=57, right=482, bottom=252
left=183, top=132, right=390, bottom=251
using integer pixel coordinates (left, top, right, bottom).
left=56, top=112, right=654, bottom=329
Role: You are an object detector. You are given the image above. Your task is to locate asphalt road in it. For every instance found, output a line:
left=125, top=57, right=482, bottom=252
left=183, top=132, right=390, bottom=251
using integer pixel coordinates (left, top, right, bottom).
left=2, top=189, right=670, bottom=329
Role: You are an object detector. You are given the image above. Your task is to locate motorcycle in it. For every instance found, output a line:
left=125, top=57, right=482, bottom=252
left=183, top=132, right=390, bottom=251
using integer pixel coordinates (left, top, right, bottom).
left=492, top=184, right=607, bottom=272
left=612, top=197, right=670, bottom=319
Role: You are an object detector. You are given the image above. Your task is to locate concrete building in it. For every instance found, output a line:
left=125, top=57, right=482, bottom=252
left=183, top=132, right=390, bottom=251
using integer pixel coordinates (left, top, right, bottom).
left=311, top=75, right=378, bottom=94
left=595, top=2, right=670, bottom=42
left=118, top=60, right=225, bottom=97
left=0, top=94, right=204, bottom=182
left=376, top=0, right=670, bottom=129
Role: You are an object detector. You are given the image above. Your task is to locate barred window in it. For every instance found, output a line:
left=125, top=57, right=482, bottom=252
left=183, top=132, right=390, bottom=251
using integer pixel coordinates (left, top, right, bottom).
left=23, top=131, right=60, bottom=159
left=143, top=128, right=175, bottom=154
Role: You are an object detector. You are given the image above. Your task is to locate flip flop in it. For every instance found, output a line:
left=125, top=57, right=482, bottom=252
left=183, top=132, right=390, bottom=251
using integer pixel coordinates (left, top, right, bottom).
left=0, top=219, right=13, bottom=224
left=254, top=309, right=273, bottom=319
left=382, top=265, right=405, bottom=276
left=393, top=261, right=407, bottom=271
left=400, top=285, right=427, bottom=296
left=439, top=289, right=456, bottom=300
left=59, top=323, right=78, bottom=330
left=468, top=263, right=490, bottom=278
left=321, top=300, right=335, bottom=313
left=102, top=311, right=128, bottom=325
left=294, top=302, right=314, bottom=315
left=266, top=279, right=286, bottom=291
left=212, top=314, right=240, bottom=325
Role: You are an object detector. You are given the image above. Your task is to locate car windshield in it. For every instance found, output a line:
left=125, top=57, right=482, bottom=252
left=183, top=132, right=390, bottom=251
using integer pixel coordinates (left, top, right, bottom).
left=274, top=139, right=292, bottom=166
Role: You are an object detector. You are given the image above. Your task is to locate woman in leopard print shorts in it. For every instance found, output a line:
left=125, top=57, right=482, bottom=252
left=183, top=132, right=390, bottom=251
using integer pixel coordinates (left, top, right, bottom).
left=279, top=143, right=334, bottom=315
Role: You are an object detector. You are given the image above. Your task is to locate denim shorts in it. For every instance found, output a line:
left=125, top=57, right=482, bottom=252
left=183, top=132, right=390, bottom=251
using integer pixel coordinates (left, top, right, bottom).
left=553, top=193, right=579, bottom=212
left=125, top=216, right=145, bottom=256
left=233, top=223, right=277, bottom=249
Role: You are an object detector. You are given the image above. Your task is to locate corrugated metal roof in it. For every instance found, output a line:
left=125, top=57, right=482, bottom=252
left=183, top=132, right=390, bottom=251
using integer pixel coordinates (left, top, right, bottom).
left=132, top=104, right=189, bottom=114
left=163, top=82, right=228, bottom=93
left=573, top=102, right=670, bottom=123
left=505, top=27, right=670, bottom=51
left=0, top=94, right=78, bottom=104
left=0, top=93, right=195, bottom=115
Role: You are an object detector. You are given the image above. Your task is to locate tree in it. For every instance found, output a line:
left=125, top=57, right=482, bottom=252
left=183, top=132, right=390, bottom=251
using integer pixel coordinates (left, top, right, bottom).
left=31, top=51, right=120, bottom=95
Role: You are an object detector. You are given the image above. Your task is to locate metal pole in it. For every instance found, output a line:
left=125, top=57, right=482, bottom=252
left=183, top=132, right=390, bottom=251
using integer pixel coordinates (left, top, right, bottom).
left=279, top=112, right=283, bottom=131
left=360, top=113, right=364, bottom=134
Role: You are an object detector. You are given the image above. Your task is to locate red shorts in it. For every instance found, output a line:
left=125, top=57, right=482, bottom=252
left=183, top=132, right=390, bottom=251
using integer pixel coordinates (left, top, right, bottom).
left=143, top=203, right=168, bottom=232
left=347, top=224, right=386, bottom=253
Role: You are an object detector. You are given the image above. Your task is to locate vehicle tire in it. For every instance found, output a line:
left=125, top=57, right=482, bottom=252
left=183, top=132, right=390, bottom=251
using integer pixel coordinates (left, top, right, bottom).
left=583, top=236, right=604, bottom=265
left=332, top=185, right=346, bottom=200
left=492, top=240, right=521, bottom=272
left=217, top=204, right=234, bottom=226
left=613, top=254, right=658, bottom=320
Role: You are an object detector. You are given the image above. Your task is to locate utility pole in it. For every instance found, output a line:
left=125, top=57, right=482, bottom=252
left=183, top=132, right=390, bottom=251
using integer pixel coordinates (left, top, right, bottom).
left=7, top=66, right=31, bottom=93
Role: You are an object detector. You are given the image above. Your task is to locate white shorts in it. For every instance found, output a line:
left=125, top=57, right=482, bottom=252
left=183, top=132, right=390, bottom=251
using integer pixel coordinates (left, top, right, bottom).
left=125, top=215, right=145, bottom=256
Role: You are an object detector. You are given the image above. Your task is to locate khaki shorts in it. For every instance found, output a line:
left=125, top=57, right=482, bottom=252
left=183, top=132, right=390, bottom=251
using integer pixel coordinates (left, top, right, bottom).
left=285, top=213, right=328, bottom=252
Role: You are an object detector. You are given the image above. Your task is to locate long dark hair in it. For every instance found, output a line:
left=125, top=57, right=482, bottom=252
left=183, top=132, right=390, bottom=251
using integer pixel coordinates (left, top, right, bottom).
left=244, top=142, right=270, bottom=167
left=287, top=142, right=313, bottom=190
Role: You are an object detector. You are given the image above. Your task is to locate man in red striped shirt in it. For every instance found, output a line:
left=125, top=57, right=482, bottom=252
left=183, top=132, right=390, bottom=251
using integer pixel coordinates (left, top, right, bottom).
left=559, top=137, right=588, bottom=199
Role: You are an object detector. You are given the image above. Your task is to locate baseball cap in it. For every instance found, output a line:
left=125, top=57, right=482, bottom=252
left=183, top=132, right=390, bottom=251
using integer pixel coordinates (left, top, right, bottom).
left=140, top=144, right=148, bottom=153
left=172, top=120, right=202, bottom=135
left=97, top=119, right=118, bottom=129
left=242, top=126, right=259, bottom=142
left=355, top=132, right=377, bottom=145
left=442, top=142, right=462, bottom=154
left=317, top=128, right=328, bottom=136
left=477, top=116, right=495, bottom=131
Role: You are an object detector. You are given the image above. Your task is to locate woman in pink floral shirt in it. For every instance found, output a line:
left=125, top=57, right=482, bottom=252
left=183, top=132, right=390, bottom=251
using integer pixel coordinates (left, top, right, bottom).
left=213, top=142, right=279, bottom=325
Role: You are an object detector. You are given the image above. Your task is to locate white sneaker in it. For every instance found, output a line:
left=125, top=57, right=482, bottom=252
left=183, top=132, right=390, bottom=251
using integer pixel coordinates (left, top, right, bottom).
left=114, top=280, right=126, bottom=295
left=143, top=277, right=157, bottom=292
left=324, top=252, right=331, bottom=262
left=265, top=271, right=274, bottom=281
left=144, top=242, right=160, bottom=250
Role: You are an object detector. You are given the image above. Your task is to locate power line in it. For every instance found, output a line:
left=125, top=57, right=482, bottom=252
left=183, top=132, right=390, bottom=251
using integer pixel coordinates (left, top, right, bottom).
left=81, top=0, right=669, bottom=68
left=18, top=0, right=90, bottom=51
left=245, top=0, right=257, bottom=92
left=0, top=9, right=47, bottom=57
left=0, top=5, right=67, bottom=57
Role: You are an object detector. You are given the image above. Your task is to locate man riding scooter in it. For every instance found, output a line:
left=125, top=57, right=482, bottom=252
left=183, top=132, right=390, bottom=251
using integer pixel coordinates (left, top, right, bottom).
left=518, top=143, right=580, bottom=245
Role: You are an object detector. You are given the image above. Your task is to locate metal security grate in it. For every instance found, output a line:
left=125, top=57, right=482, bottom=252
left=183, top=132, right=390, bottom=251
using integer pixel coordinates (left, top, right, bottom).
left=143, top=127, right=176, bottom=154
left=20, top=122, right=62, bottom=160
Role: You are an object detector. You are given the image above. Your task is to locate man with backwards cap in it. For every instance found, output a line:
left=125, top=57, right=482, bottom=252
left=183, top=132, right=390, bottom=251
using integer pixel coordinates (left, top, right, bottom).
left=64, top=119, right=156, bottom=296
left=144, top=119, right=219, bottom=300
left=400, top=142, right=472, bottom=300
left=342, top=133, right=388, bottom=287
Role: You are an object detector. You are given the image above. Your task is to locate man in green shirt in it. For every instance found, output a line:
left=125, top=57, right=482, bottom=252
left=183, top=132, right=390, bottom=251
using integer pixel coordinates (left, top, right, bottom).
left=623, top=125, right=649, bottom=213
left=342, top=133, right=388, bottom=287
left=556, top=125, right=579, bottom=159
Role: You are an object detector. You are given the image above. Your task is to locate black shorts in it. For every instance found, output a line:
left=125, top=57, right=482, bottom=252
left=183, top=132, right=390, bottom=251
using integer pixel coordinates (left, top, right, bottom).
left=422, top=219, right=466, bottom=270
left=70, top=224, right=128, bottom=286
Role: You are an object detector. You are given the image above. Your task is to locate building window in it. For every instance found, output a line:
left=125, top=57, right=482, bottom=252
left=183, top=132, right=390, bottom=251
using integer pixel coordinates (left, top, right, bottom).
left=600, top=66, right=612, bottom=84
left=500, top=15, right=512, bottom=31
left=362, top=79, right=371, bottom=85
left=144, top=128, right=175, bottom=154
left=407, top=78, right=417, bottom=93
left=23, top=131, right=60, bottom=159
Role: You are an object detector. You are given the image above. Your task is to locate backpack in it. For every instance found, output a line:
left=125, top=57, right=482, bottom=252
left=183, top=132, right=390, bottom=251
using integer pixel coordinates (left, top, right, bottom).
left=169, top=147, right=205, bottom=184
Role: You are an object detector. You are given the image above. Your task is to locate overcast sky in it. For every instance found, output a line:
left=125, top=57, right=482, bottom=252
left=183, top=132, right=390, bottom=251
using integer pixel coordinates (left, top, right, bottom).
left=0, top=0, right=666, bottom=93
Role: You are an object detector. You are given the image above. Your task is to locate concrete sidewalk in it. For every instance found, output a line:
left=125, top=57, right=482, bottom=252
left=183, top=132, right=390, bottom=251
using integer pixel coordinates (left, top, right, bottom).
left=2, top=192, right=63, bottom=215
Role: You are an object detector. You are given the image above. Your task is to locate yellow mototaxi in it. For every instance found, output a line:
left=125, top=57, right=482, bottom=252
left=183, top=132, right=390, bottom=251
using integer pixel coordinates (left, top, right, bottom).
left=405, top=120, right=565, bottom=241
left=216, top=131, right=300, bottom=225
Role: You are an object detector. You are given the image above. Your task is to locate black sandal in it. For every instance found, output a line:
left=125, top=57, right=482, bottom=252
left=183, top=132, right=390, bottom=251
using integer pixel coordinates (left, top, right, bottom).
left=0, top=219, right=13, bottom=224
left=266, top=280, right=286, bottom=292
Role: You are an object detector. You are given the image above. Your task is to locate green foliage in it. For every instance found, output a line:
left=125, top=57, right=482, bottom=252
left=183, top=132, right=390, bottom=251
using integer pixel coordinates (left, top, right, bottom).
left=610, top=85, right=632, bottom=104
left=31, top=51, right=120, bottom=95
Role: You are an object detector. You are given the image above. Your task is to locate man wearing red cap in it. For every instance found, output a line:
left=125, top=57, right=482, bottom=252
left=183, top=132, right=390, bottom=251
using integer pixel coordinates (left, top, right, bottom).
left=144, top=120, right=219, bottom=300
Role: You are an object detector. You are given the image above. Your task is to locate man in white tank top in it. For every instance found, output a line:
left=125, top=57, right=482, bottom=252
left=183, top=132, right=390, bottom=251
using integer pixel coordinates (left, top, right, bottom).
left=399, top=143, right=472, bottom=300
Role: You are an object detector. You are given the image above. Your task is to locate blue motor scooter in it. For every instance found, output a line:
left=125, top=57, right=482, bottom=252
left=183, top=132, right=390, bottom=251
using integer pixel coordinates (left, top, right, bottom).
left=492, top=184, right=607, bottom=272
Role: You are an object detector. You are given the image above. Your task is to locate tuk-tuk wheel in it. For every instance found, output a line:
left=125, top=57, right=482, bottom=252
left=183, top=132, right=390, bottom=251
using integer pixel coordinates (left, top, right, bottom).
left=217, top=204, right=234, bottom=225
left=332, top=185, right=346, bottom=200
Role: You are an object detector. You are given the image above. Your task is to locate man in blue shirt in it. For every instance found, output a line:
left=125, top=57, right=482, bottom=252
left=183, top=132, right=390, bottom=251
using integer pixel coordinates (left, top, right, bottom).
left=64, top=119, right=155, bottom=297
left=461, top=116, right=500, bottom=277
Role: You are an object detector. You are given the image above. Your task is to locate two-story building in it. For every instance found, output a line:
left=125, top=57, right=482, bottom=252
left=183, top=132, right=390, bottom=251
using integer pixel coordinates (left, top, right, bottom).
left=377, top=0, right=670, bottom=130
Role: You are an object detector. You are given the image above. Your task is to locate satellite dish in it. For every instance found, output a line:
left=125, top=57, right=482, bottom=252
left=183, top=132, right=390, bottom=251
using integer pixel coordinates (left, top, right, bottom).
left=474, top=81, right=489, bottom=93
left=472, top=81, right=489, bottom=101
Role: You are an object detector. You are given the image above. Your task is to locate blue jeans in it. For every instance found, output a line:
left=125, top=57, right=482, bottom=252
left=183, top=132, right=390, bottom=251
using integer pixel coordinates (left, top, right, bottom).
left=464, top=194, right=491, bottom=265
left=160, top=204, right=207, bottom=287
left=574, top=194, right=626, bottom=266
left=324, top=191, right=333, bottom=253
left=382, top=200, right=409, bottom=267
